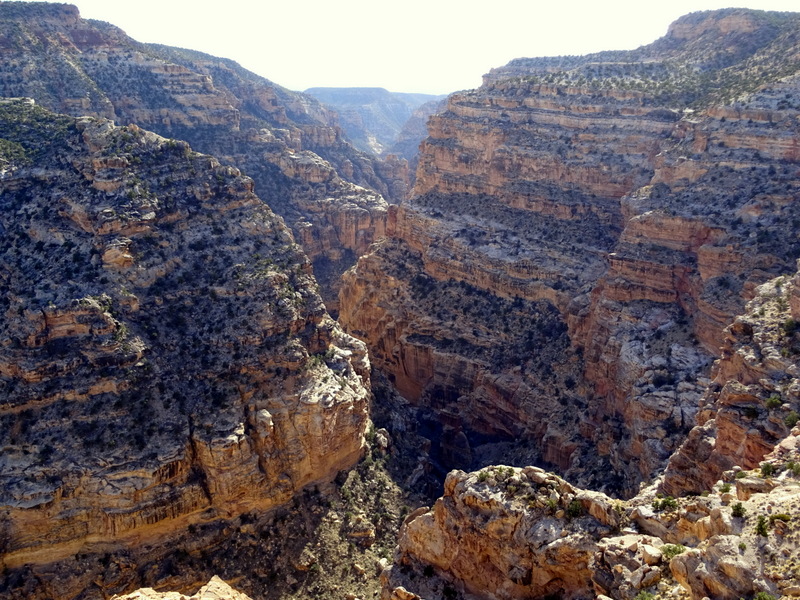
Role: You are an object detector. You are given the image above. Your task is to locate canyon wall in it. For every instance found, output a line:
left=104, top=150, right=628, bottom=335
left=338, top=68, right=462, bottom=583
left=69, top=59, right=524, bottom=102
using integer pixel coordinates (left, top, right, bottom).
left=0, top=100, right=370, bottom=597
left=339, top=8, right=800, bottom=495
left=0, top=2, right=404, bottom=309
left=383, top=265, right=800, bottom=600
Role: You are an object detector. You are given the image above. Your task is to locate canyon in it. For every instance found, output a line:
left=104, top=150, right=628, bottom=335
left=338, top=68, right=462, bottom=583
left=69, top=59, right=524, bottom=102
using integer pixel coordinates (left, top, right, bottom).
left=2, top=3, right=800, bottom=600
left=0, top=2, right=405, bottom=310
left=339, top=7, right=800, bottom=498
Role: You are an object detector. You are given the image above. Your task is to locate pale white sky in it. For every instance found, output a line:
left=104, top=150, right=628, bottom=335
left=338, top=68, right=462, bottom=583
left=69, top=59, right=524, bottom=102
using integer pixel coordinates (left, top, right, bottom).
left=16, top=0, right=800, bottom=94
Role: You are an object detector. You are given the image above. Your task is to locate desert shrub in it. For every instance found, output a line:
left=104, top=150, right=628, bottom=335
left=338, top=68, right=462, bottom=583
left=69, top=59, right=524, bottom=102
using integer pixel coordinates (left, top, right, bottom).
left=567, top=499, right=584, bottom=518
left=662, top=544, right=686, bottom=560
left=755, top=515, right=769, bottom=536
left=732, top=502, right=746, bottom=518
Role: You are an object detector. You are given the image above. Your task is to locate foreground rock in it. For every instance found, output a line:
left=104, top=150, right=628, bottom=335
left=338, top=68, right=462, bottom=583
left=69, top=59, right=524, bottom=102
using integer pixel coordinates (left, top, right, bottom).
left=384, top=457, right=800, bottom=600
left=383, top=467, right=619, bottom=600
left=0, top=100, right=370, bottom=597
left=112, top=576, right=251, bottom=600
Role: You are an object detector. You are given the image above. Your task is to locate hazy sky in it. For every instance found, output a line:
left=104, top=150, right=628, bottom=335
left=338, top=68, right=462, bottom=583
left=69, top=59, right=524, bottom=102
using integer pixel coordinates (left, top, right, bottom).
left=19, top=0, right=800, bottom=94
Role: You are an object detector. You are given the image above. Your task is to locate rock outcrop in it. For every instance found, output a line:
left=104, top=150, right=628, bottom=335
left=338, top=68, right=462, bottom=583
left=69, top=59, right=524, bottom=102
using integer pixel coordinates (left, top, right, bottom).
left=0, top=100, right=370, bottom=597
left=0, top=2, right=404, bottom=309
left=384, top=451, right=800, bottom=600
left=339, top=8, right=800, bottom=495
left=112, top=576, right=252, bottom=600
left=383, top=467, right=619, bottom=600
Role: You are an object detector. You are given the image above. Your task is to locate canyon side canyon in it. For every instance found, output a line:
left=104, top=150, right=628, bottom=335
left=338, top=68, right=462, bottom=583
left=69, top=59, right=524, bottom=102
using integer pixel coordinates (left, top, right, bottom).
left=2, top=3, right=800, bottom=600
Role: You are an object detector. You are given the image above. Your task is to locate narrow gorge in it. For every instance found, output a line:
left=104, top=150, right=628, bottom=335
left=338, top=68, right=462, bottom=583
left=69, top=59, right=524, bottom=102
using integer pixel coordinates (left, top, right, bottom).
left=2, top=4, right=800, bottom=600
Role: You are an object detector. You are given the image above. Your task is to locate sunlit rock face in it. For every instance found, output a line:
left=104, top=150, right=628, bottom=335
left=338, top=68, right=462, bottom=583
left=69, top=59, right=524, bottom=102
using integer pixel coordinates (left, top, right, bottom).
left=0, top=100, right=370, bottom=596
left=0, top=2, right=408, bottom=310
left=340, top=8, right=800, bottom=495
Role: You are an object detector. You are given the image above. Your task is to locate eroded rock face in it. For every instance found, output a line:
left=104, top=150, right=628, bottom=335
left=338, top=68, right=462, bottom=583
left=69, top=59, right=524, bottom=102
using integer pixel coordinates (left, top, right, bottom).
left=339, top=8, right=800, bottom=495
left=662, top=267, right=800, bottom=496
left=382, top=467, right=619, bottom=600
left=0, top=101, right=370, bottom=594
left=384, top=448, right=800, bottom=600
left=0, top=2, right=401, bottom=309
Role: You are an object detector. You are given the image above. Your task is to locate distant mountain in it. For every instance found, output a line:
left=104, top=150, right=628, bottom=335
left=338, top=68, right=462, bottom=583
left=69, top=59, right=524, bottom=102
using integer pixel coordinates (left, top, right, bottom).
left=304, top=87, right=446, bottom=155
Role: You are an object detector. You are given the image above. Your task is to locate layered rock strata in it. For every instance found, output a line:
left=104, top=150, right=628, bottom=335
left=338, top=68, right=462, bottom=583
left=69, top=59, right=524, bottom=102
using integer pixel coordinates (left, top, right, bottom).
left=0, top=100, right=370, bottom=596
left=303, top=87, right=444, bottom=156
left=0, top=2, right=402, bottom=308
left=340, top=8, right=800, bottom=495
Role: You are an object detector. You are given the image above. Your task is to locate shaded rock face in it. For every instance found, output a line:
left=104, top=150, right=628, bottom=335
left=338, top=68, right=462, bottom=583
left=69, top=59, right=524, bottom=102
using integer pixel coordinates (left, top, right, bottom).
left=0, top=101, right=370, bottom=593
left=387, top=97, right=448, bottom=180
left=0, top=2, right=404, bottom=310
left=339, top=8, right=800, bottom=495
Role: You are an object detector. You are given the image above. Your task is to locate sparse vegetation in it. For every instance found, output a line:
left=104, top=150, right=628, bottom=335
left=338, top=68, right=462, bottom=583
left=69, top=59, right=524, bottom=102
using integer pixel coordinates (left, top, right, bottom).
left=756, top=515, right=770, bottom=537
left=661, top=544, right=686, bottom=560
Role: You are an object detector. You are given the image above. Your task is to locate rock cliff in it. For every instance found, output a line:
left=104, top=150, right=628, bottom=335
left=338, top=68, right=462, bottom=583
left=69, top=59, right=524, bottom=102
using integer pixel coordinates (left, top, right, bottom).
left=662, top=263, right=800, bottom=496
left=0, top=100, right=370, bottom=597
left=0, top=2, right=404, bottom=310
left=339, top=8, right=800, bottom=495
left=385, top=446, right=800, bottom=600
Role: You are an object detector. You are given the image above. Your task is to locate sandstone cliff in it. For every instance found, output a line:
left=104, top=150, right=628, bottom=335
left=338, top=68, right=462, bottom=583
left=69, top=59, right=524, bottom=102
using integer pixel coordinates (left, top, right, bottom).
left=385, top=449, right=800, bottom=600
left=0, top=2, right=404, bottom=310
left=339, top=8, right=800, bottom=495
left=662, top=263, right=800, bottom=496
left=0, top=100, right=370, bottom=598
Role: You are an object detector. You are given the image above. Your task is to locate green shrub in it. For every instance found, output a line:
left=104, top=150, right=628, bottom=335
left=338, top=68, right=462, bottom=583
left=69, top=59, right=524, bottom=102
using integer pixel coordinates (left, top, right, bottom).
left=765, top=395, right=782, bottom=410
left=567, top=499, right=584, bottom=518
left=755, top=515, right=770, bottom=536
left=761, top=463, right=775, bottom=478
left=783, top=318, right=797, bottom=335
left=754, top=593, right=777, bottom=600
left=735, top=471, right=747, bottom=479
left=732, top=502, right=746, bottom=518
left=769, top=513, right=790, bottom=524
left=634, top=593, right=655, bottom=600
left=720, top=482, right=731, bottom=493
left=785, top=411, right=800, bottom=428
left=660, top=496, right=678, bottom=511
left=662, top=544, right=686, bottom=560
